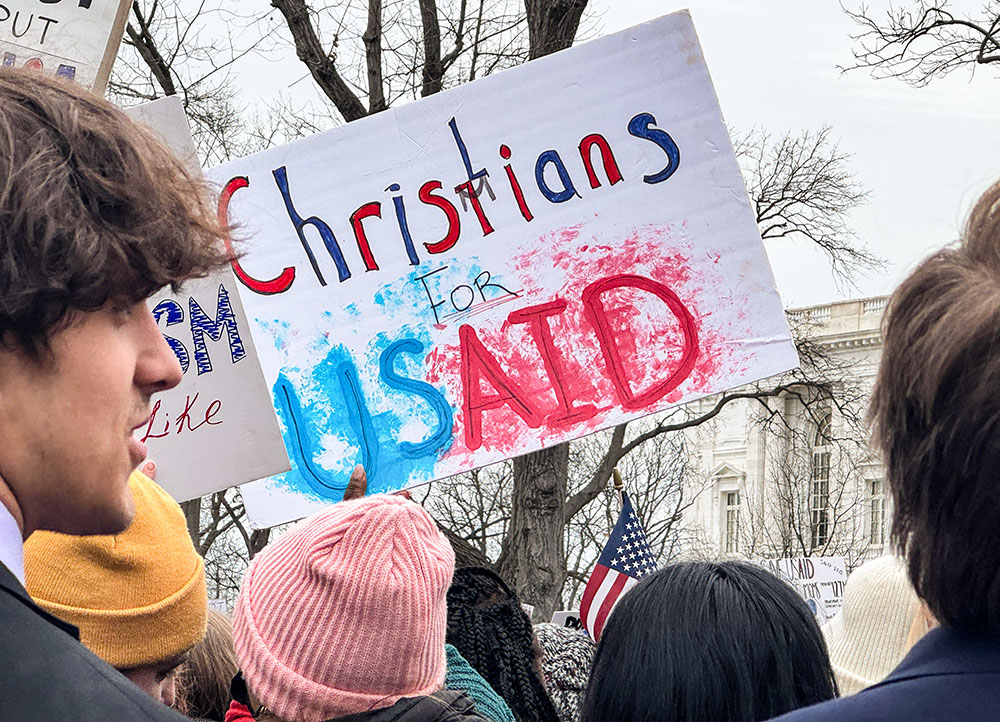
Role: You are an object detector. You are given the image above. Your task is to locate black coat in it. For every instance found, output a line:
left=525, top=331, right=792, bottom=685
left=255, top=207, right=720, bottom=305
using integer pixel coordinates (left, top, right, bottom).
left=769, top=626, right=1000, bottom=722
left=331, top=691, right=492, bottom=722
left=0, top=562, right=187, bottom=721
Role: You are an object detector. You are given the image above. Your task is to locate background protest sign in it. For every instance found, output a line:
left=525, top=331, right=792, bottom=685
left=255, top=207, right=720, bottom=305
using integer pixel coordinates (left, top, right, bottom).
left=209, top=10, right=799, bottom=528
left=0, top=0, right=130, bottom=92
left=551, top=610, right=583, bottom=631
left=125, top=96, right=291, bottom=502
left=755, top=557, right=847, bottom=623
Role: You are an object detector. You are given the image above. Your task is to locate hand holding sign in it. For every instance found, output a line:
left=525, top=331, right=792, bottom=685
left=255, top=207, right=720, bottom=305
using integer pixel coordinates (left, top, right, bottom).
left=343, top=465, right=367, bottom=501
left=342, top=465, right=413, bottom=502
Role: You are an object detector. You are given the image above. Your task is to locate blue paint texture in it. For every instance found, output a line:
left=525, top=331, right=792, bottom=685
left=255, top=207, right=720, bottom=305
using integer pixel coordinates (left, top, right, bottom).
left=269, top=338, right=451, bottom=502
left=379, top=339, right=453, bottom=458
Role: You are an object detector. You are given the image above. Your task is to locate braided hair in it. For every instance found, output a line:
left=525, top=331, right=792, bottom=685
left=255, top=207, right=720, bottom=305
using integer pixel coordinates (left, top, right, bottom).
left=447, top=567, right=561, bottom=722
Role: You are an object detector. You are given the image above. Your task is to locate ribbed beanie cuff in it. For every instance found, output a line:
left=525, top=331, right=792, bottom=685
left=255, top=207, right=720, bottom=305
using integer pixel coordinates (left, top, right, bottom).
left=40, top=554, right=206, bottom=668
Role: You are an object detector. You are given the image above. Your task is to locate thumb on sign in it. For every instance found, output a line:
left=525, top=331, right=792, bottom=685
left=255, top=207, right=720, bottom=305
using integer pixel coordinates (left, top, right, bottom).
left=342, top=464, right=413, bottom=501
left=343, top=464, right=367, bottom=501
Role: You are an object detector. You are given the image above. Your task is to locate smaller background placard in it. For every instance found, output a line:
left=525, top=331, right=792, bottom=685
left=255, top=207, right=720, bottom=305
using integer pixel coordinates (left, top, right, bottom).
left=125, top=96, right=290, bottom=501
left=0, top=0, right=130, bottom=92
left=551, top=610, right=584, bottom=631
left=754, top=556, right=847, bottom=623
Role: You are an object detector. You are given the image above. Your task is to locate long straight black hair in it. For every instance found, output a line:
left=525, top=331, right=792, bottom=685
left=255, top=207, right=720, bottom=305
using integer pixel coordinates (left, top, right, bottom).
left=580, top=561, right=838, bottom=722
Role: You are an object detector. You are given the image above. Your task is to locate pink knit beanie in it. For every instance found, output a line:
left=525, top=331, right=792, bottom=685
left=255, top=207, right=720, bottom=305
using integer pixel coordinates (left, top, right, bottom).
left=233, top=494, right=455, bottom=722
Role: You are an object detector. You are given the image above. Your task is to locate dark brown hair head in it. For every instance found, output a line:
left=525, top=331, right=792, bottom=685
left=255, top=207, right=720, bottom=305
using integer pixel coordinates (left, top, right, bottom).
left=0, top=67, right=232, bottom=356
left=870, top=179, right=1000, bottom=635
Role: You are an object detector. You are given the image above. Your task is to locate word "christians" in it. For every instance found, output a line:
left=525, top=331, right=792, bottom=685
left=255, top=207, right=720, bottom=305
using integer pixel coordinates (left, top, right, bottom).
left=219, top=112, right=680, bottom=295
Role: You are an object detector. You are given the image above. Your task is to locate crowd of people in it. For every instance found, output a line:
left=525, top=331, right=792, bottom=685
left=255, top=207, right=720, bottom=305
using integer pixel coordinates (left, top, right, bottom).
left=2, top=59, right=1000, bottom=722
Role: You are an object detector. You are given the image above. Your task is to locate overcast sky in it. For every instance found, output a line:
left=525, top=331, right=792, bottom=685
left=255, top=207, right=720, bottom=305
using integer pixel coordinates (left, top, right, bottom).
left=235, top=1, right=1000, bottom=309
left=588, top=1, right=1000, bottom=308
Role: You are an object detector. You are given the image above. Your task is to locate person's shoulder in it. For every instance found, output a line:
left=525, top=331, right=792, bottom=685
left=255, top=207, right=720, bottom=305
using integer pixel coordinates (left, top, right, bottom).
left=430, top=691, right=493, bottom=722
left=768, top=694, right=882, bottom=722
left=769, top=669, right=1000, bottom=722
left=402, top=691, right=493, bottom=722
left=334, top=693, right=491, bottom=722
left=0, top=586, right=184, bottom=721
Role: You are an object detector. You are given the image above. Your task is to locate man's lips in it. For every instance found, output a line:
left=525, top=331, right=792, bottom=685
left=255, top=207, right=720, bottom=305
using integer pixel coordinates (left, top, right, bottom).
left=128, top=435, right=148, bottom=466
left=129, top=416, right=151, bottom=467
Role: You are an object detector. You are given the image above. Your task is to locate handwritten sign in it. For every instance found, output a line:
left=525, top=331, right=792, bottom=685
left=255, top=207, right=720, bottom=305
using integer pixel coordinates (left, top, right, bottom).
left=0, top=0, right=130, bottom=92
left=125, top=97, right=290, bottom=502
left=210, top=10, right=799, bottom=528
left=551, top=610, right=583, bottom=631
left=755, top=557, right=847, bottom=623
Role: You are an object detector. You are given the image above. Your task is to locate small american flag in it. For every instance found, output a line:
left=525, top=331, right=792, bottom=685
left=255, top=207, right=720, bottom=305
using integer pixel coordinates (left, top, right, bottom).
left=579, top=492, right=657, bottom=641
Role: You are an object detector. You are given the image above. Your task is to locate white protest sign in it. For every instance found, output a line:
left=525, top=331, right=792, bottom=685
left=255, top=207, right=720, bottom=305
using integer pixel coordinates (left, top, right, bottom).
left=0, top=0, right=130, bottom=92
left=755, top=557, right=848, bottom=623
left=208, top=10, right=799, bottom=528
left=551, top=610, right=583, bottom=631
left=125, top=96, right=291, bottom=502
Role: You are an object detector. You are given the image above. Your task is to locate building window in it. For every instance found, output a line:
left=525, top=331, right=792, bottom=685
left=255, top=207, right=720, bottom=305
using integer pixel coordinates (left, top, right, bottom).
left=869, top=479, right=886, bottom=546
left=810, top=411, right=832, bottom=549
left=724, top=491, right=740, bottom=553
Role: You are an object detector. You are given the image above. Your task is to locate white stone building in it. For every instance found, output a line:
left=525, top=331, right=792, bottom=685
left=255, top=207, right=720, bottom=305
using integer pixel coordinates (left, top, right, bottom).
left=679, top=296, right=889, bottom=569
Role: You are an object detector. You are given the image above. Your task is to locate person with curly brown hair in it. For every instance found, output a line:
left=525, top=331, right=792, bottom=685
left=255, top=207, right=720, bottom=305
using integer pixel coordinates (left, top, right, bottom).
left=0, top=67, right=231, bottom=722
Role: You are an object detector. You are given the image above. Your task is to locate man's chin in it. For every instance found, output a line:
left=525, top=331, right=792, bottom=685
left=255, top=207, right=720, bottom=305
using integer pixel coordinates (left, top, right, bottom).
left=38, top=487, right=136, bottom=536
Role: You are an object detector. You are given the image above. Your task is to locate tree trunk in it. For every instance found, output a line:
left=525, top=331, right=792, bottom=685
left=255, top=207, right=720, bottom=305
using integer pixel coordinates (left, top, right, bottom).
left=181, top=498, right=200, bottom=546
left=495, top=0, right=588, bottom=621
left=248, top=528, right=272, bottom=559
left=524, top=0, right=588, bottom=60
left=499, top=443, right=569, bottom=620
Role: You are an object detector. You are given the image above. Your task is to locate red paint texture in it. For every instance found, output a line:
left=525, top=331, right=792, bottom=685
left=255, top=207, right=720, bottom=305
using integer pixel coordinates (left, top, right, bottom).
left=424, top=224, right=754, bottom=461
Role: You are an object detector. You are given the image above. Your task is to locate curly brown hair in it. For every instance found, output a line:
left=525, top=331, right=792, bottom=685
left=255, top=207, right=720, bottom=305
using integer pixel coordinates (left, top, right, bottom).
left=0, top=68, right=233, bottom=357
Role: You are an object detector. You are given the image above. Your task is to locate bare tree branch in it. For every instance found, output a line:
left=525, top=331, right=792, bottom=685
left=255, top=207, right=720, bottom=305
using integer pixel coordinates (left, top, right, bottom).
left=843, top=1, right=1000, bottom=85
left=126, top=1, right=177, bottom=95
left=563, top=423, right=625, bottom=519
left=734, top=126, right=881, bottom=287
left=271, top=0, right=369, bottom=121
